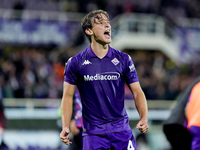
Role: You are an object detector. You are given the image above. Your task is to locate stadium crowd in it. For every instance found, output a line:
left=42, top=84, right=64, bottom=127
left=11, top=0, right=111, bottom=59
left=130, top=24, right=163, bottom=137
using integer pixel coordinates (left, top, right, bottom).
left=0, top=46, right=73, bottom=99
left=0, top=0, right=200, bottom=20
left=0, top=1, right=200, bottom=150
left=0, top=0, right=200, bottom=101
left=0, top=45, right=199, bottom=100
left=126, top=50, right=200, bottom=100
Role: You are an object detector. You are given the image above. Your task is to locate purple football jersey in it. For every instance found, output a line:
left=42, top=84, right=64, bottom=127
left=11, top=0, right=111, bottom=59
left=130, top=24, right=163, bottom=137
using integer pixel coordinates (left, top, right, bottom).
left=64, top=45, right=139, bottom=135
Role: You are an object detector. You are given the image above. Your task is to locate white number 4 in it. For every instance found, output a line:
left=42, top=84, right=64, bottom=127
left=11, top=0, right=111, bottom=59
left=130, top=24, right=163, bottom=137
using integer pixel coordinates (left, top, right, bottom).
left=127, top=140, right=135, bottom=150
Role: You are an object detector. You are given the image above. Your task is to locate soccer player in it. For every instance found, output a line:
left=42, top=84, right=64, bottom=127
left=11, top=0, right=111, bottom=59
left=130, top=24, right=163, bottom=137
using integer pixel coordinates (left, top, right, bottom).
left=185, top=76, right=200, bottom=150
left=163, top=76, right=200, bottom=150
left=60, top=9, right=149, bottom=150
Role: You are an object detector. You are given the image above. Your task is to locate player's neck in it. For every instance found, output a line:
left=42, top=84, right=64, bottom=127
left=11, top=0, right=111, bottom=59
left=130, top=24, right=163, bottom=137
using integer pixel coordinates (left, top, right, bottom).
left=91, top=42, right=109, bottom=59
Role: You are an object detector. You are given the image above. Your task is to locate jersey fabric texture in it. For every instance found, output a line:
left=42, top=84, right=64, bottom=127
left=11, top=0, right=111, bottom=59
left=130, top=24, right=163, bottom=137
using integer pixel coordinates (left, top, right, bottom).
left=64, top=45, right=139, bottom=135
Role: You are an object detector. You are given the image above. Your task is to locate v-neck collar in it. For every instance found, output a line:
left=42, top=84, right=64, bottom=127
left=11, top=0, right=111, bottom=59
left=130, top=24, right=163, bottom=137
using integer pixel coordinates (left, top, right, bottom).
left=88, top=45, right=112, bottom=58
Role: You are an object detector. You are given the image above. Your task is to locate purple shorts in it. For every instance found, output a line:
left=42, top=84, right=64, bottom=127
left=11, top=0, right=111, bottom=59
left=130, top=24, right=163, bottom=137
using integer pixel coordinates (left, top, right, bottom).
left=82, top=129, right=137, bottom=150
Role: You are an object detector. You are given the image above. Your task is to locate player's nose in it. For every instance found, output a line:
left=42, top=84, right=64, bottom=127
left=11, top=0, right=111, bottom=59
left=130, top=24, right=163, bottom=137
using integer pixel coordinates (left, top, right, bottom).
left=104, top=22, right=111, bottom=29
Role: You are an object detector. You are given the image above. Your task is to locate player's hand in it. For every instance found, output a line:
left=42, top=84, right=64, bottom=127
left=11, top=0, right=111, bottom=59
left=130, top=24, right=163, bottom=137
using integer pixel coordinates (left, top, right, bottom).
left=70, top=119, right=80, bottom=136
left=136, top=119, right=149, bottom=133
left=60, top=127, right=72, bottom=145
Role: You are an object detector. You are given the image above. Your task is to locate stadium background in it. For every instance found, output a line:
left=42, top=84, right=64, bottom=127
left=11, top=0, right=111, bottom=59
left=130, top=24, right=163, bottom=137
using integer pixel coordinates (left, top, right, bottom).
left=0, top=0, right=200, bottom=149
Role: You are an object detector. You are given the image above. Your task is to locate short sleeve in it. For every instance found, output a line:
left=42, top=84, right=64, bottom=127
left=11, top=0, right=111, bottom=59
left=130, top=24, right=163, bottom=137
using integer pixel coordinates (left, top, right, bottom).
left=64, top=57, right=78, bottom=85
left=123, top=54, right=139, bottom=84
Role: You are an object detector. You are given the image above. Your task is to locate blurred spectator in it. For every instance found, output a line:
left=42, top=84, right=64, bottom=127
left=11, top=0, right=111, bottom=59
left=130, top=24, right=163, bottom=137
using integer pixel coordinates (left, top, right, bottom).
left=13, top=0, right=25, bottom=11
left=0, top=75, right=8, bottom=149
left=186, top=0, right=200, bottom=18
left=12, top=0, right=26, bottom=19
left=62, top=0, right=79, bottom=12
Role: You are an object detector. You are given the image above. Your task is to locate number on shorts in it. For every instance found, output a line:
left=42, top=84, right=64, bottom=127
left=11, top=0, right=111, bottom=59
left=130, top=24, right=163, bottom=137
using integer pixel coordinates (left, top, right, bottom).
left=127, top=140, right=135, bottom=150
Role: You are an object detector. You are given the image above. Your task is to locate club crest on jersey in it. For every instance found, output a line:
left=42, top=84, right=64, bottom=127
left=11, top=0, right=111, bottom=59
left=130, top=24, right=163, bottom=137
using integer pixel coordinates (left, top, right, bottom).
left=111, top=58, right=119, bottom=65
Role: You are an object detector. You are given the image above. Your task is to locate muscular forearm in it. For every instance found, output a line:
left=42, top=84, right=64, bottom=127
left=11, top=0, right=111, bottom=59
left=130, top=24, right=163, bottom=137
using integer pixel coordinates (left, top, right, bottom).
left=61, top=82, right=75, bottom=129
left=60, top=82, right=75, bottom=145
left=134, top=91, right=148, bottom=121
left=134, top=90, right=149, bottom=133
left=61, top=97, right=73, bottom=129
left=129, top=82, right=148, bottom=121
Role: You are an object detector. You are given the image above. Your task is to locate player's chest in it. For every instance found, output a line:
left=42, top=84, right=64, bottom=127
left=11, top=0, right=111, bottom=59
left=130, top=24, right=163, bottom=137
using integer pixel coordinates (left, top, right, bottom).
left=79, top=57, right=123, bottom=75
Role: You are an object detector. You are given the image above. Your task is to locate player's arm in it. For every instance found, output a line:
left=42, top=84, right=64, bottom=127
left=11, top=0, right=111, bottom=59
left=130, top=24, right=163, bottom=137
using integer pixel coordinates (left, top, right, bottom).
left=185, top=103, right=189, bottom=119
left=60, top=82, right=76, bottom=145
left=129, top=82, right=149, bottom=133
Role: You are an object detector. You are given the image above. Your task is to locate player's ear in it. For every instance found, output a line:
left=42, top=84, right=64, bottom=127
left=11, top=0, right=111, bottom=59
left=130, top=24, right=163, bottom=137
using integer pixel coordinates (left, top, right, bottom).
left=85, top=28, right=93, bottom=36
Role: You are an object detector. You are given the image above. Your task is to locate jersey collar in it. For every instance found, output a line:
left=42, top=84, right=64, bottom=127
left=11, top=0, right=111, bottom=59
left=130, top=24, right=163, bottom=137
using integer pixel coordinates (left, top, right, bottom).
left=88, top=45, right=112, bottom=58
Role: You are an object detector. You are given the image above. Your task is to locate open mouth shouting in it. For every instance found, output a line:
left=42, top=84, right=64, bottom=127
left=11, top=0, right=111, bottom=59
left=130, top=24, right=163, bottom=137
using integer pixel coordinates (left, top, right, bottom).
left=104, top=30, right=111, bottom=39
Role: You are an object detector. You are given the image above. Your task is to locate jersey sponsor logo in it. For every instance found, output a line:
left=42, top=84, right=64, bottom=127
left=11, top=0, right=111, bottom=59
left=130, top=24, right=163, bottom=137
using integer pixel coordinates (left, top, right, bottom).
left=82, top=60, right=92, bottom=65
left=84, top=72, right=120, bottom=81
left=129, top=64, right=135, bottom=72
left=111, top=58, right=120, bottom=65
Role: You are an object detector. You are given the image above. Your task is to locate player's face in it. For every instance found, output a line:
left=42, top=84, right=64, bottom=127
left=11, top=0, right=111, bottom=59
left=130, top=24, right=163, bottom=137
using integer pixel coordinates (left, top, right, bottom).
left=91, top=13, right=111, bottom=45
